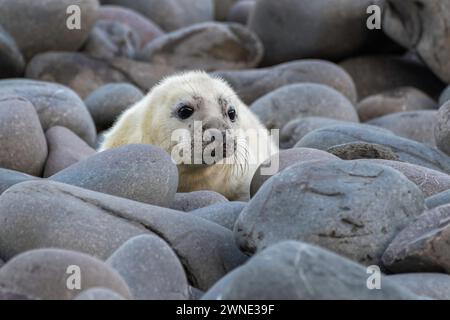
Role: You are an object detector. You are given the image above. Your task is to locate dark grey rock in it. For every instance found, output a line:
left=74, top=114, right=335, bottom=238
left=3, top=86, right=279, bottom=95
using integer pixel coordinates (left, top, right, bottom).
left=139, top=22, right=263, bottom=71
left=280, top=117, right=350, bottom=149
left=235, top=160, right=425, bottom=265
left=368, top=111, right=437, bottom=147
left=0, top=248, right=131, bottom=300
left=0, top=24, right=24, bottom=78
left=190, top=201, right=246, bottom=230
left=387, top=273, right=450, bottom=300
left=107, top=235, right=189, bottom=300
left=84, top=83, right=143, bottom=131
left=250, top=148, right=339, bottom=197
left=327, top=142, right=399, bottom=161
left=0, top=0, right=99, bottom=60
left=214, top=60, right=357, bottom=105
left=435, top=101, right=450, bottom=156
left=248, top=0, right=388, bottom=65
left=383, top=0, right=450, bottom=83
left=50, top=144, right=178, bottom=207
left=250, top=83, right=358, bottom=130
left=203, top=241, right=419, bottom=300
left=84, top=21, right=141, bottom=60
left=0, top=79, right=97, bottom=146
left=296, top=124, right=450, bottom=174
left=74, top=287, right=125, bottom=300
left=171, top=191, right=228, bottom=212
left=0, top=96, right=47, bottom=176
left=102, top=0, right=214, bottom=32
left=0, top=181, right=247, bottom=291
left=98, top=5, right=164, bottom=47
left=357, top=87, right=437, bottom=122
left=382, top=204, right=450, bottom=273
left=340, top=55, right=445, bottom=101
left=25, top=52, right=129, bottom=99
left=0, top=169, right=38, bottom=195
left=43, top=126, right=96, bottom=178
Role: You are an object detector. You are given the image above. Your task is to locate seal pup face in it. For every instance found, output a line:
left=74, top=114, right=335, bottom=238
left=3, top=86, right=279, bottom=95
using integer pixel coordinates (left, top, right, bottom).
left=146, top=71, right=247, bottom=168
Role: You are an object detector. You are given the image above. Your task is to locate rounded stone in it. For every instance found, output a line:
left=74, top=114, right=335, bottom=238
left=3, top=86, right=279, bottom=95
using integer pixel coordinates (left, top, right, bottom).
left=426, top=190, right=450, bottom=209
left=107, top=235, right=189, bottom=300
left=382, top=204, right=450, bottom=273
left=43, top=126, right=97, bottom=178
left=439, top=86, right=450, bottom=106
left=0, top=181, right=247, bottom=291
left=280, top=117, right=350, bottom=149
left=214, top=59, right=358, bottom=105
left=0, top=0, right=99, bottom=60
left=83, top=21, right=141, bottom=60
left=49, top=144, right=178, bottom=207
left=383, top=0, right=450, bottom=83
left=0, top=248, right=131, bottom=300
left=203, top=241, right=419, bottom=300
left=0, top=96, right=47, bottom=176
left=250, top=148, right=339, bottom=197
left=190, top=201, right=246, bottom=230
left=235, top=160, right=425, bottom=265
left=296, top=123, right=450, bottom=174
left=98, top=5, right=164, bottom=47
left=368, top=111, right=437, bottom=147
left=101, top=0, right=214, bottom=31
left=139, top=22, right=263, bottom=71
left=327, top=142, right=399, bottom=161
left=25, top=52, right=129, bottom=99
left=250, top=83, right=359, bottom=130
left=170, top=191, right=228, bottom=212
left=84, top=83, right=143, bottom=131
left=357, top=87, right=437, bottom=122
left=0, top=79, right=97, bottom=146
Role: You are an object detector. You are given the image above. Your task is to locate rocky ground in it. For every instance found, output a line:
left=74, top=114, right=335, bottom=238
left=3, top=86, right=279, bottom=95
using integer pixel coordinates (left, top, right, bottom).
left=1, top=0, right=450, bottom=300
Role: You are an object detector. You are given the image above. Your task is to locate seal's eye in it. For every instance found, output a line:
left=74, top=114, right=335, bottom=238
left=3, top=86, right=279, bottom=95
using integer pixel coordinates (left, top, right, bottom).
left=177, top=105, right=194, bottom=119
left=228, top=108, right=236, bottom=122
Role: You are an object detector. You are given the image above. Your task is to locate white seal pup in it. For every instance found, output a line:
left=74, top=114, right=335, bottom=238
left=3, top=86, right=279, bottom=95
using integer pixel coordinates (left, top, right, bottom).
left=99, top=71, right=278, bottom=200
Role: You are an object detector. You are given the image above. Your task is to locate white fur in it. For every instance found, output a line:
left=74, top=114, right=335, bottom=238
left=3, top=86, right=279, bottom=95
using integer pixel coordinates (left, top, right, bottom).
left=99, top=71, right=278, bottom=200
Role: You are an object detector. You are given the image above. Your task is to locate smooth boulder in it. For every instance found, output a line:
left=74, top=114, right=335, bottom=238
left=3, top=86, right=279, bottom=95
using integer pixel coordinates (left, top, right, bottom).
left=190, top=201, right=246, bottom=230
left=0, top=25, right=24, bottom=78
left=0, top=181, right=247, bottom=290
left=296, top=124, right=450, bottom=174
left=49, top=144, right=178, bottom=207
left=214, top=60, right=357, bottom=105
left=0, top=0, right=99, bottom=59
left=382, top=204, right=450, bottom=273
left=84, top=82, right=143, bottom=131
left=43, top=126, right=96, bottom=178
left=170, top=191, right=228, bottom=212
left=357, top=87, right=437, bottom=122
left=107, top=235, right=189, bottom=300
left=235, top=160, right=425, bottom=265
left=139, top=22, right=263, bottom=71
left=203, top=241, right=419, bottom=300
left=0, top=79, right=97, bottom=146
left=250, top=83, right=358, bottom=130
left=0, top=248, right=131, bottom=300
left=0, top=96, right=47, bottom=176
